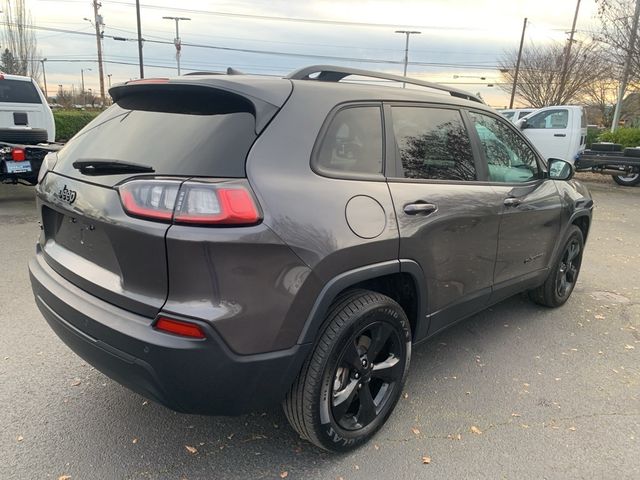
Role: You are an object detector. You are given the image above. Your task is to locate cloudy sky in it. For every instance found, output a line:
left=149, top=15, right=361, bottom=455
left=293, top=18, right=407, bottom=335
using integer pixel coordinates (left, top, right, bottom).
left=24, top=0, right=599, bottom=107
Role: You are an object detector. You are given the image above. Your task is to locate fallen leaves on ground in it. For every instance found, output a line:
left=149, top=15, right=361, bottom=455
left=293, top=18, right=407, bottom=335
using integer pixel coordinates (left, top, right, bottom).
left=185, top=445, right=198, bottom=455
left=71, top=379, right=81, bottom=387
left=17, top=435, right=23, bottom=442
left=595, top=314, right=605, bottom=320
left=411, top=427, right=420, bottom=435
left=422, top=455, right=431, bottom=464
left=470, top=426, right=482, bottom=435
left=511, top=413, right=521, bottom=417
left=132, top=438, right=138, bottom=444
left=625, top=344, right=635, bottom=350
left=58, top=476, right=71, bottom=480
left=279, top=471, right=288, bottom=478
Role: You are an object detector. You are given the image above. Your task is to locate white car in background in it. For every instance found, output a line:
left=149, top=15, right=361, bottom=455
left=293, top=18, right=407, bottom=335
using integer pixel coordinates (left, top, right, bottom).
left=516, top=105, right=587, bottom=165
left=499, top=108, right=536, bottom=123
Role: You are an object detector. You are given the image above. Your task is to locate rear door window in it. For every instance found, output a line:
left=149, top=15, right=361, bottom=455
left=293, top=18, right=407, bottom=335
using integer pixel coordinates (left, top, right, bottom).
left=54, top=88, right=257, bottom=179
left=315, top=106, right=383, bottom=176
left=0, top=79, right=41, bottom=103
left=390, top=106, right=476, bottom=181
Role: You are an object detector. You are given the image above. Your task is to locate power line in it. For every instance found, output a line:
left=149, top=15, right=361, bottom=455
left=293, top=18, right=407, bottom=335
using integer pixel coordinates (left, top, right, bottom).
left=3, top=22, right=501, bottom=70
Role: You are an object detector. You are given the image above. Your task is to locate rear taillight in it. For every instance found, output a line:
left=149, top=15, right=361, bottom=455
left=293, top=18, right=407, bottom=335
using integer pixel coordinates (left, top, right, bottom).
left=118, top=179, right=261, bottom=226
left=154, top=316, right=206, bottom=339
left=119, top=179, right=180, bottom=221
left=12, top=148, right=25, bottom=161
left=37, top=152, right=58, bottom=184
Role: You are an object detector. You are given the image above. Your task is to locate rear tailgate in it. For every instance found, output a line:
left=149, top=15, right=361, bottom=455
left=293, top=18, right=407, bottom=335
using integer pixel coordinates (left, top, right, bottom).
left=36, top=79, right=291, bottom=318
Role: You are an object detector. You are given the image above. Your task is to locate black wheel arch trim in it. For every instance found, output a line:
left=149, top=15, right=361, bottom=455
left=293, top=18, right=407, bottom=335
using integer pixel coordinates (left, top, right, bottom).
left=548, top=210, right=591, bottom=272
left=297, top=259, right=428, bottom=346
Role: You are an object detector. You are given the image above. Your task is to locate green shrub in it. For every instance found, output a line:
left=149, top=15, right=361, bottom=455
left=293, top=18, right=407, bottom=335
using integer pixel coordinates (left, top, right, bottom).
left=597, top=128, right=640, bottom=147
left=54, top=110, right=101, bottom=142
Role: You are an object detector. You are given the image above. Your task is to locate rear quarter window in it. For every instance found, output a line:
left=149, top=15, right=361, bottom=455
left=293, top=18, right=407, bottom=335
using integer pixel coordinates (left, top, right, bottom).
left=314, top=106, right=384, bottom=177
left=0, top=79, right=41, bottom=103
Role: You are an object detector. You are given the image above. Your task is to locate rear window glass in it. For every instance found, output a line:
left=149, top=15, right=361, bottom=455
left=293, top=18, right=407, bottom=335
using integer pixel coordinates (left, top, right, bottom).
left=0, top=79, right=42, bottom=103
left=55, top=88, right=256, bottom=178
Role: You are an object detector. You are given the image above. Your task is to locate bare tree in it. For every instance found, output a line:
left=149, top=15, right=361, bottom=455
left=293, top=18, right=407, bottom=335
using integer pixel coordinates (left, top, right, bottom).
left=1, top=0, right=40, bottom=79
left=595, top=0, right=640, bottom=88
left=499, top=41, right=608, bottom=107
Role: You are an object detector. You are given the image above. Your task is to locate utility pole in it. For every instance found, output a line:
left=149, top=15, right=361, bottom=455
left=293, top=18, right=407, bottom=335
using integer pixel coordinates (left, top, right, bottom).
left=40, top=58, right=48, bottom=101
left=509, top=18, right=527, bottom=109
left=395, top=30, right=421, bottom=87
left=135, top=0, right=144, bottom=78
left=89, top=1, right=106, bottom=104
left=557, top=0, right=581, bottom=104
left=162, top=16, right=191, bottom=75
left=81, top=68, right=91, bottom=106
left=611, top=0, right=640, bottom=132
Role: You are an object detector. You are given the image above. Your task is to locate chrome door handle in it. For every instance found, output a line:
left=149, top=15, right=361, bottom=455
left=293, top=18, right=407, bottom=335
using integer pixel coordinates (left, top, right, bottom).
left=403, top=203, right=437, bottom=215
left=503, top=197, right=521, bottom=207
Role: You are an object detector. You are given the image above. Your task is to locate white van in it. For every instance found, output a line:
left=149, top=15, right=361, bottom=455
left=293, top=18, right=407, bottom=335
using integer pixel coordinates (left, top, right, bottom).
left=516, top=105, right=587, bottom=164
left=0, top=73, right=55, bottom=143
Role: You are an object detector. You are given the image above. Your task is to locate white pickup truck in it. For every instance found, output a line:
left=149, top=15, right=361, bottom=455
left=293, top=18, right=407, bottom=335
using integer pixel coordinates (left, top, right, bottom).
left=0, top=72, right=59, bottom=185
left=515, top=105, right=587, bottom=165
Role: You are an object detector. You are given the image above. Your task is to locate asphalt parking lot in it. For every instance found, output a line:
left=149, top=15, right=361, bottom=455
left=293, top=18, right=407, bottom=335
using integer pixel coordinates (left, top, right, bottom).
left=1, top=176, right=638, bottom=480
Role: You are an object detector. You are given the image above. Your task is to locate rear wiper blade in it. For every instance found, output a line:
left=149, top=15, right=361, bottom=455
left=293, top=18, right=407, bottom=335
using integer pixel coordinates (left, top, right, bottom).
left=72, top=159, right=155, bottom=176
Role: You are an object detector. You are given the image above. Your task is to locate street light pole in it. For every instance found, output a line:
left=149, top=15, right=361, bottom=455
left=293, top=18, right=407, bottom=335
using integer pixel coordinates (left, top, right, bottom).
left=40, top=58, right=48, bottom=101
left=395, top=30, right=421, bottom=87
left=163, top=16, right=191, bottom=75
left=557, top=0, right=581, bottom=104
left=509, top=17, right=527, bottom=109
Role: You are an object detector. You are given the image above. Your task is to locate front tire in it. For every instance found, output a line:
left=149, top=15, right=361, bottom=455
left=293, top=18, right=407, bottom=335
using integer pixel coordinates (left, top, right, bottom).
left=529, top=225, right=584, bottom=307
left=283, top=290, right=411, bottom=452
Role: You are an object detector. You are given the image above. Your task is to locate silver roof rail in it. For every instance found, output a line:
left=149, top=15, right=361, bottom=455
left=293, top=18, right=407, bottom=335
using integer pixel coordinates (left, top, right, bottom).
left=287, top=65, right=484, bottom=104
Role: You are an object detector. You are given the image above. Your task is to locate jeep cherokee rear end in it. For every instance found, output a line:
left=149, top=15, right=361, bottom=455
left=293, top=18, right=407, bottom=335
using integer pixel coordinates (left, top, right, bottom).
left=29, top=77, right=318, bottom=414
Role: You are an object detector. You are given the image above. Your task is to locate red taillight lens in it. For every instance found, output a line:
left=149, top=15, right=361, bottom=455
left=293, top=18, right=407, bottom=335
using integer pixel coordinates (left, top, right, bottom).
left=155, top=317, right=206, bottom=339
left=119, top=179, right=181, bottom=222
left=12, top=148, right=25, bottom=161
left=174, top=184, right=260, bottom=225
left=118, top=179, right=261, bottom=226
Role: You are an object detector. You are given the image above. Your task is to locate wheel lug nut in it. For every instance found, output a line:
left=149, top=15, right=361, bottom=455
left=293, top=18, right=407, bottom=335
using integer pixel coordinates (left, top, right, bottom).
left=354, top=373, right=360, bottom=379
left=361, top=359, right=367, bottom=367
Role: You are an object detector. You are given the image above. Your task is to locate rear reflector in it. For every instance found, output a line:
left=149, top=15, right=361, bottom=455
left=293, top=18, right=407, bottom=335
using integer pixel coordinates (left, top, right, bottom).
left=12, top=148, right=25, bottom=161
left=118, top=178, right=261, bottom=226
left=155, top=317, right=206, bottom=339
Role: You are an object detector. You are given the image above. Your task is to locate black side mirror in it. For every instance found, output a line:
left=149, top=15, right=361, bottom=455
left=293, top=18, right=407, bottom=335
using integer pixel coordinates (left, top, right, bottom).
left=548, top=158, right=574, bottom=181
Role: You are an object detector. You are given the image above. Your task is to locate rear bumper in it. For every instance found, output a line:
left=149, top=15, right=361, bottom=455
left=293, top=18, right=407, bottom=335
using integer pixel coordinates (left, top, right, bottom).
left=29, top=250, right=311, bottom=415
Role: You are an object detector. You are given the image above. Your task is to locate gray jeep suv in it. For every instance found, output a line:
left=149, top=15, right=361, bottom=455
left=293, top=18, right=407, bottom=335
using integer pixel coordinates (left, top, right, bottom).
left=29, top=66, right=593, bottom=451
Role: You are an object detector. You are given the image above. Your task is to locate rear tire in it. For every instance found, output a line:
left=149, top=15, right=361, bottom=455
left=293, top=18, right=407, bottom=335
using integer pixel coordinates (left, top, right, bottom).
left=529, top=225, right=584, bottom=307
left=283, top=290, right=411, bottom=452
left=612, top=173, right=640, bottom=187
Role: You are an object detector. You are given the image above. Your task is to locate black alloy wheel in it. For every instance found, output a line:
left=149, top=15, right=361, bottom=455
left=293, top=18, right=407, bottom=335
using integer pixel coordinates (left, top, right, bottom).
left=283, top=290, right=411, bottom=452
left=529, top=225, right=584, bottom=308
left=556, top=237, right=581, bottom=299
left=331, top=321, right=404, bottom=431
